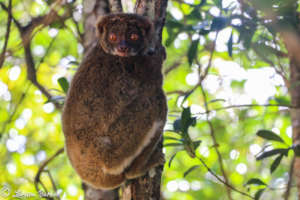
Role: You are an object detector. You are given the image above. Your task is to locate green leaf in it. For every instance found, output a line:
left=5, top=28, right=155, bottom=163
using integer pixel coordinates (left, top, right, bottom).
left=245, top=178, right=266, bottom=186
left=181, top=107, right=197, bottom=133
left=211, top=17, right=228, bottom=31
left=164, top=136, right=181, bottom=141
left=256, top=148, right=289, bottom=160
left=212, top=0, right=222, bottom=8
left=58, top=77, right=69, bottom=94
left=256, top=130, right=285, bottom=143
left=255, top=188, right=265, bottom=200
left=169, top=152, right=178, bottom=168
left=227, top=31, right=233, bottom=57
left=187, top=39, right=199, bottom=66
left=237, top=24, right=256, bottom=49
left=183, top=165, right=200, bottom=177
left=50, top=20, right=64, bottom=29
left=181, top=107, right=192, bottom=126
left=68, top=61, right=79, bottom=65
left=165, top=31, right=180, bottom=47
left=252, top=43, right=278, bottom=59
left=231, top=80, right=246, bottom=89
left=173, top=119, right=182, bottom=132
left=164, top=142, right=183, bottom=147
left=270, top=154, right=284, bottom=173
left=274, top=96, right=290, bottom=105
left=186, top=7, right=202, bottom=21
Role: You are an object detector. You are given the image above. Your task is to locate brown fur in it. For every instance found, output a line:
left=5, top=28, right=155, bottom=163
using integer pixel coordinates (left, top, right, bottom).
left=62, top=13, right=167, bottom=190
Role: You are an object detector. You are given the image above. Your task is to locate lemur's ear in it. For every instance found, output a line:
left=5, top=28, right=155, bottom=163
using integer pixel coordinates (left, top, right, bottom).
left=135, top=17, right=154, bottom=37
left=96, top=15, right=110, bottom=36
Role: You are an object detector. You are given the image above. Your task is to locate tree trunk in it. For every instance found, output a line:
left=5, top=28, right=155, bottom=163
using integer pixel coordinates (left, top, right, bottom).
left=282, top=30, right=300, bottom=200
left=120, top=142, right=164, bottom=200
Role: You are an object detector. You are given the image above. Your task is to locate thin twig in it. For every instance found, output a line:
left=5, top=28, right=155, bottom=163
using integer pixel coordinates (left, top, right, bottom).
left=252, top=46, right=289, bottom=88
left=44, top=170, right=60, bottom=200
left=164, top=58, right=183, bottom=75
left=197, top=31, right=233, bottom=200
left=71, top=17, right=84, bottom=44
left=199, top=32, right=219, bottom=82
left=194, top=103, right=292, bottom=115
left=37, top=35, right=58, bottom=70
left=0, top=0, right=12, bottom=69
left=196, top=155, right=254, bottom=199
left=199, top=83, right=233, bottom=200
left=34, top=148, right=64, bottom=200
left=0, top=2, right=22, bottom=29
left=0, top=88, right=29, bottom=140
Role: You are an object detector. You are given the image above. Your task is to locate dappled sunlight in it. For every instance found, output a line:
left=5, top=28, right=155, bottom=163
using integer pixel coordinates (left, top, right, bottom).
left=236, top=163, right=247, bottom=175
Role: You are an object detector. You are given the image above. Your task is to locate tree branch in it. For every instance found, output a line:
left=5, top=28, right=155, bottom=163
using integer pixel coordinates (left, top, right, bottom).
left=0, top=0, right=72, bottom=110
left=83, top=0, right=109, bottom=49
left=34, top=147, right=64, bottom=200
left=199, top=83, right=233, bottom=200
left=154, top=0, right=168, bottom=43
left=164, top=58, right=183, bottom=75
left=0, top=0, right=12, bottom=69
left=194, top=103, right=292, bottom=115
left=195, top=155, right=253, bottom=199
left=135, top=0, right=155, bottom=20
left=135, top=0, right=168, bottom=44
left=196, top=31, right=233, bottom=200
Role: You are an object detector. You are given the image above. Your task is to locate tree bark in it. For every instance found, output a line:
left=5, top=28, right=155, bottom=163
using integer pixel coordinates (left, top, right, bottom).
left=121, top=142, right=164, bottom=200
left=282, top=30, right=300, bottom=200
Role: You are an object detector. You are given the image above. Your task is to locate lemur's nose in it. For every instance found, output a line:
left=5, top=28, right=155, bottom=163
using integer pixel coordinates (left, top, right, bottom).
left=118, top=45, right=129, bottom=52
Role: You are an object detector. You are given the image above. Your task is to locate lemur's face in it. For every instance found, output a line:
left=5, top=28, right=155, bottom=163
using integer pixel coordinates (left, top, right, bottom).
left=97, top=14, right=153, bottom=57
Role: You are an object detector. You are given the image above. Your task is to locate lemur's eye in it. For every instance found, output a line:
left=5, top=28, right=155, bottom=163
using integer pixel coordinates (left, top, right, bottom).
left=130, top=33, right=139, bottom=41
left=109, top=33, right=117, bottom=42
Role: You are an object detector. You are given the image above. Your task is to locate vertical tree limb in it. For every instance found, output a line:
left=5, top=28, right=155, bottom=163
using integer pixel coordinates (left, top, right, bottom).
left=135, top=0, right=168, bottom=44
left=121, top=142, right=164, bottom=200
left=83, top=0, right=109, bottom=49
left=153, top=0, right=168, bottom=43
left=135, top=0, right=155, bottom=21
left=282, top=29, right=300, bottom=200
left=109, top=0, right=123, bottom=13
left=0, top=0, right=12, bottom=69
